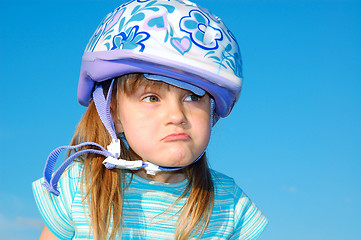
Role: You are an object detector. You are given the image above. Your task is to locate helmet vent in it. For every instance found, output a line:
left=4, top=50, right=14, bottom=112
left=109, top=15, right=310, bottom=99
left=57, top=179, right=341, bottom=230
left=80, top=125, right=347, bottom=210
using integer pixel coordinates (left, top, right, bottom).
left=203, top=26, right=219, bottom=45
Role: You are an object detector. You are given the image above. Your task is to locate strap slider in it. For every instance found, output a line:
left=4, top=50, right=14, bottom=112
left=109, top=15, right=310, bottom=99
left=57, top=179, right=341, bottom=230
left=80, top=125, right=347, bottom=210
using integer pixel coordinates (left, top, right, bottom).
left=103, top=157, right=143, bottom=170
left=107, top=139, right=120, bottom=158
left=144, top=162, right=160, bottom=175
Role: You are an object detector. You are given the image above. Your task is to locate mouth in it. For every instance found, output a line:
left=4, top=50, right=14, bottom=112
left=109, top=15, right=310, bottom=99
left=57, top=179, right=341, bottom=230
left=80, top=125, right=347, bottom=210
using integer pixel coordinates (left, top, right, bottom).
left=162, top=133, right=191, bottom=142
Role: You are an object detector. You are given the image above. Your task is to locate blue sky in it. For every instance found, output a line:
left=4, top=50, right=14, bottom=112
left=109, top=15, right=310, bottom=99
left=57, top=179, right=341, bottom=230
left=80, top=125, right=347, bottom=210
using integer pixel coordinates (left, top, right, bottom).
left=0, top=0, right=360, bottom=239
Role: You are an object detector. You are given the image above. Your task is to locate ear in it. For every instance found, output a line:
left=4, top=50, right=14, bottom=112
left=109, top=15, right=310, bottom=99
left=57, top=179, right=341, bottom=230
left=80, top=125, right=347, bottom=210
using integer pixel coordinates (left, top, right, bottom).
left=110, top=101, right=124, bottom=133
left=113, top=116, right=124, bottom=133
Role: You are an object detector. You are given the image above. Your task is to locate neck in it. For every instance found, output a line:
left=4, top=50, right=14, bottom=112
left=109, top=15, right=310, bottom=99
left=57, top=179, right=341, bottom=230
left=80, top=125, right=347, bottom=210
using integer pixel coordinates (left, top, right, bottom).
left=134, top=168, right=186, bottom=183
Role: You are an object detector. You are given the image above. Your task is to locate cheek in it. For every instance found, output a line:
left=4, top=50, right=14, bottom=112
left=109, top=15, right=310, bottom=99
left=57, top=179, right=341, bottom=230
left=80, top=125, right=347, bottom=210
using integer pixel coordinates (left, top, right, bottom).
left=193, top=112, right=211, bottom=145
left=122, top=120, right=159, bottom=151
left=201, top=125, right=211, bottom=148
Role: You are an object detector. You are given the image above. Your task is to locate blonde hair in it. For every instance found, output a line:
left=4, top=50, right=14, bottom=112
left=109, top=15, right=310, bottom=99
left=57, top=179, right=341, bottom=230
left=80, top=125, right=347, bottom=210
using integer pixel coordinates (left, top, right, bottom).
left=69, top=74, right=214, bottom=239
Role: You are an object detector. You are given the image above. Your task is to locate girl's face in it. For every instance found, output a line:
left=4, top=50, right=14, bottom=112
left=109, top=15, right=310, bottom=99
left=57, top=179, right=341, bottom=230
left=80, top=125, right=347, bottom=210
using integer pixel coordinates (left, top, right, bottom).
left=114, top=82, right=211, bottom=168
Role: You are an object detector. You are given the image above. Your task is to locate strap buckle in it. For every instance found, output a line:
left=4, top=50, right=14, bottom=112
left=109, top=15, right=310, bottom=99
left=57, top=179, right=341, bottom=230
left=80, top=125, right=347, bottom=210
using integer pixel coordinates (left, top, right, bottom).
left=103, top=157, right=143, bottom=170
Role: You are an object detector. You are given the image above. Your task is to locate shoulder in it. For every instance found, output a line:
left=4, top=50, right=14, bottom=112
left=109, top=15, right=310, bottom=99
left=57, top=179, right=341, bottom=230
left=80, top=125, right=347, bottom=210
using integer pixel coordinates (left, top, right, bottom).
left=210, top=169, right=257, bottom=203
left=209, top=170, right=269, bottom=239
left=32, top=161, right=85, bottom=240
left=207, top=169, right=268, bottom=238
left=32, top=161, right=84, bottom=211
left=210, top=169, right=235, bottom=183
left=210, top=169, right=239, bottom=196
left=210, top=169, right=247, bottom=213
left=62, top=160, right=84, bottom=179
left=33, top=161, right=84, bottom=194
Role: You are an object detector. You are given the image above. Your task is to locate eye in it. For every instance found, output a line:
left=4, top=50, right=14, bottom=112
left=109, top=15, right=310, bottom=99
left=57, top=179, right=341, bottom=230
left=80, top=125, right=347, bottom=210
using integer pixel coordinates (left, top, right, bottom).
left=184, top=94, right=201, bottom=102
left=142, top=95, right=159, bottom=103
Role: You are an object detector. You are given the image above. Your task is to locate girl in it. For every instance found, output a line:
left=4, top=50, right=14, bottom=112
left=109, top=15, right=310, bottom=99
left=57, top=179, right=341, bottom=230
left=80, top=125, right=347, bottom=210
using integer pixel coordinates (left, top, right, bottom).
left=33, top=0, right=268, bottom=239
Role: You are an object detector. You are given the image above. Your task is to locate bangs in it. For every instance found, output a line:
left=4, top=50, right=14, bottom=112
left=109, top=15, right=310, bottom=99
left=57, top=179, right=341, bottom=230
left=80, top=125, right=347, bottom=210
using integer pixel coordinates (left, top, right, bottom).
left=116, top=73, right=169, bottom=96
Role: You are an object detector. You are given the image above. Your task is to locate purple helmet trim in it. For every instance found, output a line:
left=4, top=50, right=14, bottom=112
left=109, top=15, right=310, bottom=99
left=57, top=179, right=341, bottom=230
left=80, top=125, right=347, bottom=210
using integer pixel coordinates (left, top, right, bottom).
left=78, top=50, right=241, bottom=117
left=144, top=74, right=205, bottom=96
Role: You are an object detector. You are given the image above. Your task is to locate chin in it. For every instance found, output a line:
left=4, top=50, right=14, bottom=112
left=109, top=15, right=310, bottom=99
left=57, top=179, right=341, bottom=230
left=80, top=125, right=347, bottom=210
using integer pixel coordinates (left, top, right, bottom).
left=166, top=152, right=196, bottom=166
left=152, top=156, right=195, bottom=168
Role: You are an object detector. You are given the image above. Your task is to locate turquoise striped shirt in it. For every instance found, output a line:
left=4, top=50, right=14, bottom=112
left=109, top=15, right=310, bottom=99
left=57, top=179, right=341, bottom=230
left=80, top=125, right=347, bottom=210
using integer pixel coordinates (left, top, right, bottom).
left=33, top=162, right=268, bottom=239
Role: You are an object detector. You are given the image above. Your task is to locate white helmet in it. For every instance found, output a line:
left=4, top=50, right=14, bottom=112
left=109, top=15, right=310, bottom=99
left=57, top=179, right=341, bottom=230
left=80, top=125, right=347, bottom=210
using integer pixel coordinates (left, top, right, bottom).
left=78, top=0, right=242, bottom=117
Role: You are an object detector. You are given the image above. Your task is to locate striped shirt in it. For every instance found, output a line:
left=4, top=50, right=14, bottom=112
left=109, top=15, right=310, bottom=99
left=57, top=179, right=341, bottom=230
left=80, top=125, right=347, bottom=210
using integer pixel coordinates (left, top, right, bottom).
left=33, top=162, right=268, bottom=239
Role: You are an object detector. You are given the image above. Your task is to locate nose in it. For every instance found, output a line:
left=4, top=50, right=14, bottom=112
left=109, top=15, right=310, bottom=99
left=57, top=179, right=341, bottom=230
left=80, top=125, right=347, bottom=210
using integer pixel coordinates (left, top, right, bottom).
left=163, top=98, right=187, bottom=126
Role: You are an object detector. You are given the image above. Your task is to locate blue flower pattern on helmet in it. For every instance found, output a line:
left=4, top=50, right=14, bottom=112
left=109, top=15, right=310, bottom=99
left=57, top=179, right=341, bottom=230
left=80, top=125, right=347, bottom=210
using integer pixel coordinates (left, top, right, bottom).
left=111, top=25, right=150, bottom=52
left=179, top=10, right=223, bottom=50
left=89, top=1, right=177, bottom=52
left=204, top=43, right=242, bottom=78
left=86, top=7, right=126, bottom=52
left=225, top=29, right=242, bottom=78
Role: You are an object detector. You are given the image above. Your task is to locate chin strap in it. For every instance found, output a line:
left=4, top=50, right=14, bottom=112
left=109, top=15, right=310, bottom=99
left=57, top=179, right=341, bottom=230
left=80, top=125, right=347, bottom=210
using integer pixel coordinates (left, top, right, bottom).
left=43, top=79, right=215, bottom=196
left=102, top=138, right=187, bottom=175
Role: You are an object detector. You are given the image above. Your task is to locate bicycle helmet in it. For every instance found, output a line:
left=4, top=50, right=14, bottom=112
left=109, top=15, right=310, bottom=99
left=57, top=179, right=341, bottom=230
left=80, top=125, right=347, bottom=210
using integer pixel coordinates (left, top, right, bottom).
left=78, top=0, right=242, bottom=117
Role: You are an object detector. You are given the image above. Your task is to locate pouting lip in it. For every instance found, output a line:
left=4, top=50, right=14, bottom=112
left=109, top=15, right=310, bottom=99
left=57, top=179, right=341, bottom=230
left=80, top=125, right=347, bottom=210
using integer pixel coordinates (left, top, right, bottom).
left=161, top=133, right=191, bottom=142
